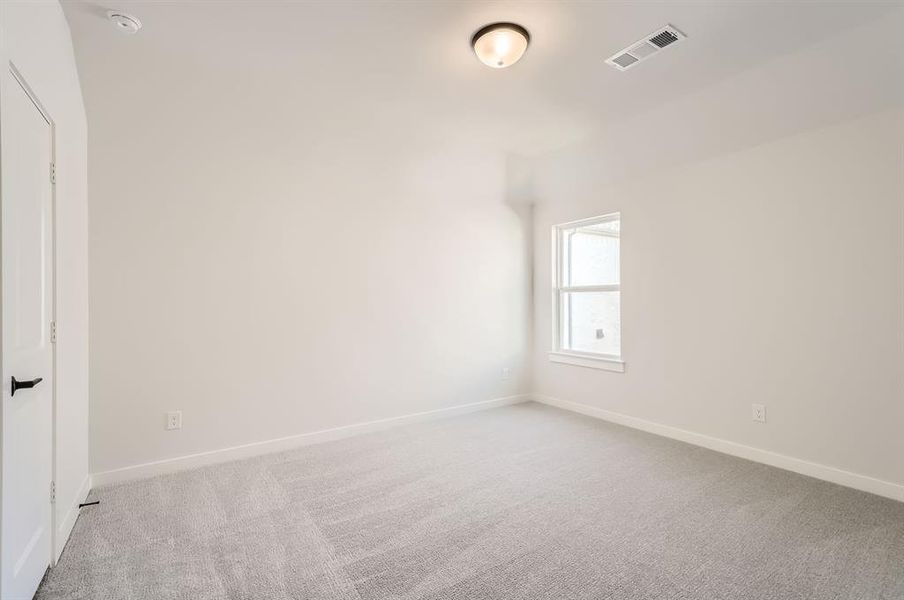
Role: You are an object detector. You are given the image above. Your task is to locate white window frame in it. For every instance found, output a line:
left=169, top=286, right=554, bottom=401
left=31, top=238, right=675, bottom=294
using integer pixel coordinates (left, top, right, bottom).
left=550, top=213, right=624, bottom=372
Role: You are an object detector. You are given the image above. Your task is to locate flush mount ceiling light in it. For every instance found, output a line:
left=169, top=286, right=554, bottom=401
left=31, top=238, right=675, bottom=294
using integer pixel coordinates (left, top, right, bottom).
left=471, top=22, right=530, bottom=69
left=107, top=11, right=142, bottom=34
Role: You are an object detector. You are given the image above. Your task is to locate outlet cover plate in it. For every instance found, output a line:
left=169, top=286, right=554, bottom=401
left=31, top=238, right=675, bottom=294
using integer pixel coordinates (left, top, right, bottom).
left=751, top=404, right=766, bottom=423
left=166, top=411, right=182, bottom=430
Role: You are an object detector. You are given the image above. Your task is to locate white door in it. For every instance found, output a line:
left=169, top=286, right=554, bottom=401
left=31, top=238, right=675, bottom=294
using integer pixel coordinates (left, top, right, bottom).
left=1, top=71, right=54, bottom=600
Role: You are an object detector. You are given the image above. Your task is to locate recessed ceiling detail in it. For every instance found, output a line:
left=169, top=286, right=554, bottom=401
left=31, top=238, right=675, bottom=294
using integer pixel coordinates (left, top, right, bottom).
left=605, top=25, right=686, bottom=71
left=107, top=11, right=142, bottom=34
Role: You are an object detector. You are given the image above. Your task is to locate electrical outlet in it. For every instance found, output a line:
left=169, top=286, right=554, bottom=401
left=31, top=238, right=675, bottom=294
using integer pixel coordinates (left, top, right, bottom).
left=751, top=404, right=766, bottom=423
left=166, top=411, right=182, bottom=430
left=501, top=367, right=511, bottom=380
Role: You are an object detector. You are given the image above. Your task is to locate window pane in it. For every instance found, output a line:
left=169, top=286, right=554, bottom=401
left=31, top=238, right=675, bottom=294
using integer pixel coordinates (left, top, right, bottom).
left=561, top=291, right=620, bottom=356
left=565, top=219, right=619, bottom=286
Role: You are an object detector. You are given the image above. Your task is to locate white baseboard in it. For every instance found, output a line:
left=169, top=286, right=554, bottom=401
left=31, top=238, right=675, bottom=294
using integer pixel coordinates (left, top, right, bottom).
left=54, top=473, right=91, bottom=563
left=532, top=394, right=904, bottom=503
left=91, top=394, right=530, bottom=487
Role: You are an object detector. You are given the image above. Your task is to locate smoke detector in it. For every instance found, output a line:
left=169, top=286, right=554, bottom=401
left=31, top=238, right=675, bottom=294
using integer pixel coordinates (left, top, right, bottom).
left=107, top=11, right=142, bottom=34
left=605, top=25, right=685, bottom=71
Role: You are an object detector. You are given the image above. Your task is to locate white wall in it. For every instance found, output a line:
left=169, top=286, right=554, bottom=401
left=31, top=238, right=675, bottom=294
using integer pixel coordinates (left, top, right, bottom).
left=87, top=111, right=530, bottom=475
left=63, top=1, right=533, bottom=480
left=0, top=0, right=90, bottom=558
left=528, top=8, right=904, bottom=497
left=75, top=1, right=902, bottom=499
left=531, top=108, right=904, bottom=490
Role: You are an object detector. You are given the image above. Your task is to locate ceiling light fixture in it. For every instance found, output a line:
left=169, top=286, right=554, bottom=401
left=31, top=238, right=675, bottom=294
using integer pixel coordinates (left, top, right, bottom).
left=471, top=22, right=530, bottom=69
left=107, top=11, right=142, bottom=34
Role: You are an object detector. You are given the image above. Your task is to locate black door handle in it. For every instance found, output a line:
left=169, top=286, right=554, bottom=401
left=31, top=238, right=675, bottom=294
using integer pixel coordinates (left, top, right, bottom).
left=11, top=376, right=43, bottom=397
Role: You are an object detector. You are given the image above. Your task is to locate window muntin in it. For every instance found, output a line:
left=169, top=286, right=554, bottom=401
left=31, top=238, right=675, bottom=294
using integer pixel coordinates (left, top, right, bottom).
left=554, top=214, right=621, bottom=361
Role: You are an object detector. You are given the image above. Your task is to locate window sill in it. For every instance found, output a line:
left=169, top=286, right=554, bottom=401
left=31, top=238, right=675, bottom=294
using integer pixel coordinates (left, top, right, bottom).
left=548, top=351, right=625, bottom=372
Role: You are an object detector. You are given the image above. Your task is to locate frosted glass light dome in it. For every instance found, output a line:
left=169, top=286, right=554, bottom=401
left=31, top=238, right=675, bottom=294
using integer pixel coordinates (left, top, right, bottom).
left=471, top=23, right=530, bottom=69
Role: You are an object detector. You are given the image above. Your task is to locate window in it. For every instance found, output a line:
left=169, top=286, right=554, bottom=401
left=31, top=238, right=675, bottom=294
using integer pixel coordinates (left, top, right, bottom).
left=551, top=213, right=623, bottom=371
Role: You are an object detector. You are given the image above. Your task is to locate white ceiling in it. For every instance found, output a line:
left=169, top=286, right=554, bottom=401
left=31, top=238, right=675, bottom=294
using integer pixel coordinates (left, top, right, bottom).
left=62, top=1, right=900, bottom=156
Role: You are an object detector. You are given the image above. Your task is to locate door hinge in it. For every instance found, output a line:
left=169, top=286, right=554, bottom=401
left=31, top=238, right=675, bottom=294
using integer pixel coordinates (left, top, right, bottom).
left=50, top=320, right=57, bottom=344
left=50, top=162, right=56, bottom=185
left=50, top=481, right=56, bottom=504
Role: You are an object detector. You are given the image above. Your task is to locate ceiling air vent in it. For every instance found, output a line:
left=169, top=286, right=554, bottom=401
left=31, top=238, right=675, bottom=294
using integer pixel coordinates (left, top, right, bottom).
left=606, top=25, right=686, bottom=71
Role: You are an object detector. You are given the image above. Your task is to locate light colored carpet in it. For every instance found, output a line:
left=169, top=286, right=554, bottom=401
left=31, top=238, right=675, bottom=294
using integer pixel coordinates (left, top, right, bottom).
left=37, top=402, right=904, bottom=600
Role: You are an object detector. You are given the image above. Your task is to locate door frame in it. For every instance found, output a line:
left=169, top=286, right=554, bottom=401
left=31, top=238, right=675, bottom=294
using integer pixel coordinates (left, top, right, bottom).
left=4, top=61, right=59, bottom=569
